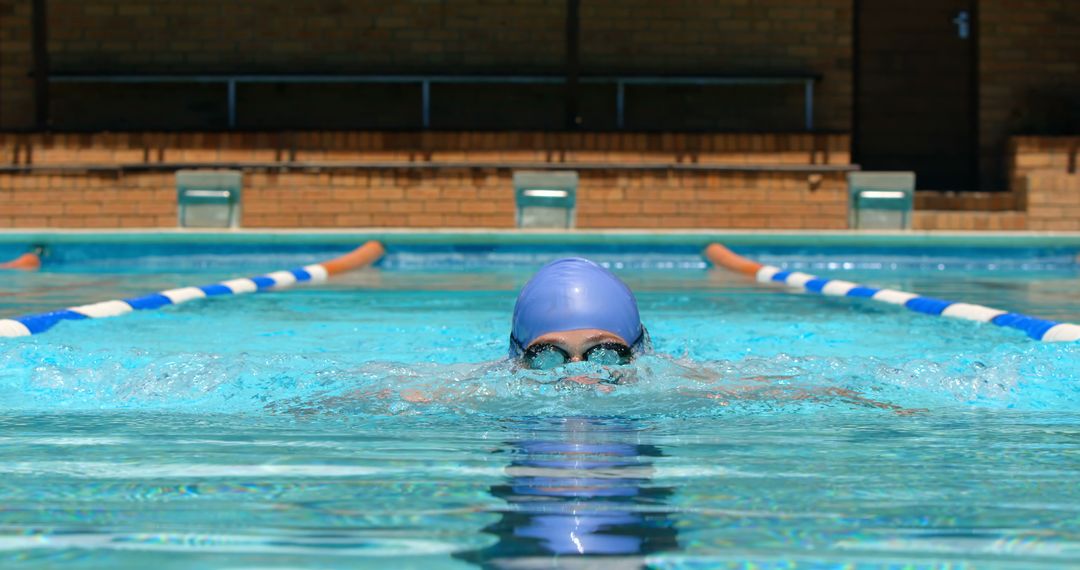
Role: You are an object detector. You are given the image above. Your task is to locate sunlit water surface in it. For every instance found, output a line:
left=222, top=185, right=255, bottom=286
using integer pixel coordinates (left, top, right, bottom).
left=1, top=246, right=1078, bottom=569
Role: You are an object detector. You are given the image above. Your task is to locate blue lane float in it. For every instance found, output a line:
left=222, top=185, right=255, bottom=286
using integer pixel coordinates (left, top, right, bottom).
left=704, top=243, right=1080, bottom=343
left=0, top=241, right=385, bottom=338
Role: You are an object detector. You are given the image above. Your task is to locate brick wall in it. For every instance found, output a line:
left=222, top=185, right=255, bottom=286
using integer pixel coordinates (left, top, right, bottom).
left=577, top=170, right=847, bottom=230
left=913, top=135, right=1077, bottom=231
left=915, top=136, right=1076, bottom=213
left=2, top=0, right=1077, bottom=194
left=579, top=0, right=852, bottom=131
left=244, top=169, right=847, bottom=230
left=915, top=191, right=1019, bottom=212
left=912, top=211, right=1027, bottom=231
left=0, top=171, right=174, bottom=228
left=0, top=168, right=848, bottom=230
left=0, top=132, right=852, bottom=167
left=243, top=170, right=515, bottom=229
left=1007, top=135, right=1078, bottom=207
left=2, top=133, right=1073, bottom=232
left=1024, top=171, right=1080, bottom=231
left=46, top=0, right=564, bottom=72
left=0, top=0, right=33, bottom=129
left=979, top=0, right=1080, bottom=190
left=0, top=131, right=851, bottom=230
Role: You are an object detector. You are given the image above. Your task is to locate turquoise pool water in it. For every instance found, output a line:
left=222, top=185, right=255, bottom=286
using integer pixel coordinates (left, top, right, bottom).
left=1, top=243, right=1079, bottom=568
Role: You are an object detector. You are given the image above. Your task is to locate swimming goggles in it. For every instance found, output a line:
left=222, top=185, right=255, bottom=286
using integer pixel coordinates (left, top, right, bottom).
left=521, top=341, right=634, bottom=370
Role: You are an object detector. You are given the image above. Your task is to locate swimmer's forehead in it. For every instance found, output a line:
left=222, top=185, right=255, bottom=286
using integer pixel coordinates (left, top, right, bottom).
left=528, top=328, right=628, bottom=346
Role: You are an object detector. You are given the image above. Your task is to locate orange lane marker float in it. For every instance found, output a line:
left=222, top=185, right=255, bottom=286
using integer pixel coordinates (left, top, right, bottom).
left=0, top=252, right=42, bottom=271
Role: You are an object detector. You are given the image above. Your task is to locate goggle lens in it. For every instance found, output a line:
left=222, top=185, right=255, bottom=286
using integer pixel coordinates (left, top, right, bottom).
left=582, top=342, right=633, bottom=366
left=523, top=342, right=633, bottom=370
left=523, top=344, right=571, bottom=370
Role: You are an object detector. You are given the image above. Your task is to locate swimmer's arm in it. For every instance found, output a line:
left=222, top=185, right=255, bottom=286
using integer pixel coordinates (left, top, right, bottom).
left=813, top=387, right=925, bottom=415
left=683, top=383, right=923, bottom=415
left=675, top=365, right=919, bottom=412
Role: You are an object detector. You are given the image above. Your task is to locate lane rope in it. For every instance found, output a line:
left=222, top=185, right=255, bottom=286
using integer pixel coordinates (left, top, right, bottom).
left=704, top=243, right=1080, bottom=343
left=0, top=241, right=385, bottom=338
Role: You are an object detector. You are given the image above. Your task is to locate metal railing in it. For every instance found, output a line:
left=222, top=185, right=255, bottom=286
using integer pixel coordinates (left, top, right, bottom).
left=49, top=73, right=819, bottom=131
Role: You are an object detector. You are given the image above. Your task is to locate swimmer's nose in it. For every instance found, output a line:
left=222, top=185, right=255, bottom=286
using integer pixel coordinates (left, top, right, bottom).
left=569, top=355, right=583, bottom=362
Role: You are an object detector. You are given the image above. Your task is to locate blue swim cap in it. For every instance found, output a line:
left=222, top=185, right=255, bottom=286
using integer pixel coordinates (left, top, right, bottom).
left=510, top=258, right=643, bottom=355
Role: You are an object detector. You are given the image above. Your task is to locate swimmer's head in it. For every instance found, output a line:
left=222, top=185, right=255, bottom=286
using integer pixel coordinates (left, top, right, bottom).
left=509, top=257, right=648, bottom=363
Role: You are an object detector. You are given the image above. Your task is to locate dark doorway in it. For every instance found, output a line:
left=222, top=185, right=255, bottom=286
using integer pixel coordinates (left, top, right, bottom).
left=854, top=0, right=977, bottom=191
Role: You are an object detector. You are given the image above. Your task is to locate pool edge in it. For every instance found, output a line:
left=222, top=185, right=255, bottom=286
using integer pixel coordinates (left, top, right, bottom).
left=2, top=228, right=1080, bottom=248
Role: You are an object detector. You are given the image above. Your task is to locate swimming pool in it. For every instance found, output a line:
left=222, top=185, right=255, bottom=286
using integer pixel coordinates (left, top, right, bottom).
left=2, top=234, right=1079, bottom=568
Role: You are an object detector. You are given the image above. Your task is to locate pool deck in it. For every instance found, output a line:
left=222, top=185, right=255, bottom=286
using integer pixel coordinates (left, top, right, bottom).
left=2, top=228, right=1080, bottom=248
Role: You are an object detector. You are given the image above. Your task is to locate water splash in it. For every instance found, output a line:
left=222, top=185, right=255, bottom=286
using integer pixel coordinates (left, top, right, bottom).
left=2, top=341, right=1076, bottom=417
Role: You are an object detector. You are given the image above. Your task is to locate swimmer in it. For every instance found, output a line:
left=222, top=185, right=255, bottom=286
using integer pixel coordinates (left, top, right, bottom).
left=323, top=256, right=917, bottom=412
left=509, top=257, right=649, bottom=376
left=508, top=257, right=921, bottom=413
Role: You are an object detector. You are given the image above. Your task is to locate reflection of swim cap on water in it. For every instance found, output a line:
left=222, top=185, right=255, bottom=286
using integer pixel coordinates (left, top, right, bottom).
left=511, top=258, right=643, bottom=355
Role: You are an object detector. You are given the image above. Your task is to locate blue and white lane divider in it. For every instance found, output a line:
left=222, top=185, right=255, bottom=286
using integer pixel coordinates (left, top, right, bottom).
left=754, top=265, right=1080, bottom=342
left=0, top=241, right=385, bottom=338
left=704, top=243, right=1080, bottom=343
left=0, top=267, right=325, bottom=337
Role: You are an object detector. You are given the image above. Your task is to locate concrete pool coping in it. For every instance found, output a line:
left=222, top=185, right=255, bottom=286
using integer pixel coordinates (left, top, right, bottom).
left=2, top=228, right=1080, bottom=248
